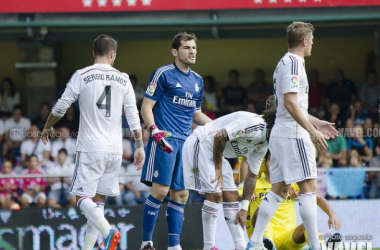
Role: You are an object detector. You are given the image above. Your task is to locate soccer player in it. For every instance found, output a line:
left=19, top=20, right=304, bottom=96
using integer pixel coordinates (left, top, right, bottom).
left=182, top=105, right=276, bottom=250
left=41, top=34, right=145, bottom=250
left=140, top=32, right=212, bottom=250
left=247, top=22, right=339, bottom=250
left=239, top=153, right=341, bottom=250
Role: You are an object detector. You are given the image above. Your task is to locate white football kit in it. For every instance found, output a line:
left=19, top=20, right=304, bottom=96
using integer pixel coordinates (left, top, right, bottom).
left=52, top=64, right=141, bottom=197
left=270, top=52, right=317, bottom=184
left=183, top=111, right=268, bottom=193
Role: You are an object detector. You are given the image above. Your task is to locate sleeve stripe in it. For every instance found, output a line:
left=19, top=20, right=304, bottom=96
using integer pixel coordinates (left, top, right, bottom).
left=152, top=64, right=175, bottom=84
left=289, top=55, right=298, bottom=75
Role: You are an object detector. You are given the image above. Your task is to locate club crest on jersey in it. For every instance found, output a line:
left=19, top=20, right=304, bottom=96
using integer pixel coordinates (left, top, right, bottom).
left=290, top=76, right=299, bottom=89
left=195, top=83, right=199, bottom=92
left=232, top=130, right=245, bottom=138
left=146, top=82, right=157, bottom=96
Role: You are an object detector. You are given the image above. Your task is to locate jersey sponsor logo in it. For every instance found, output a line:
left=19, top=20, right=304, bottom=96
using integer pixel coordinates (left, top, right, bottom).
left=173, top=96, right=196, bottom=107
left=176, top=82, right=182, bottom=88
left=146, top=82, right=157, bottom=96
left=232, top=130, right=245, bottom=138
left=195, top=83, right=199, bottom=92
left=290, top=76, right=299, bottom=89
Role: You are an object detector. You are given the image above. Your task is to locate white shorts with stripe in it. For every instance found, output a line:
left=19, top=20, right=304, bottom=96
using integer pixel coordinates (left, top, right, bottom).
left=269, top=137, right=317, bottom=184
left=70, top=152, right=122, bottom=197
left=182, top=134, right=236, bottom=193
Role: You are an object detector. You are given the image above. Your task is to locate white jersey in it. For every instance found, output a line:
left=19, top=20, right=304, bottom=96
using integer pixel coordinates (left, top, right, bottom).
left=272, top=52, right=309, bottom=139
left=193, top=111, right=268, bottom=174
left=52, top=64, right=141, bottom=154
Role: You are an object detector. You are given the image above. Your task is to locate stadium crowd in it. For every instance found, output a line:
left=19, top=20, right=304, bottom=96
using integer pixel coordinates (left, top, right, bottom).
left=0, top=66, right=379, bottom=209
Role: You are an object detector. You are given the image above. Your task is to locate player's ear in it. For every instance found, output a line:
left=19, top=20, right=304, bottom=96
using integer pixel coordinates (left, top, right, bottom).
left=171, top=48, right=178, bottom=57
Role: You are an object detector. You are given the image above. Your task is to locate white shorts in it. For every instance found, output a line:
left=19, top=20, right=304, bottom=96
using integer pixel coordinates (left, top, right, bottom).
left=70, top=152, right=122, bottom=197
left=269, top=137, right=317, bottom=184
left=183, top=134, right=236, bottom=193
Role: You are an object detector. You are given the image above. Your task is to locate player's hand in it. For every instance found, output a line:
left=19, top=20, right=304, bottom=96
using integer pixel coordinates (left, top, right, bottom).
left=211, top=168, right=224, bottom=190
left=289, top=187, right=299, bottom=199
left=310, top=129, right=328, bottom=151
left=315, top=120, right=339, bottom=140
left=149, top=124, right=173, bottom=153
left=41, top=127, right=54, bottom=145
left=235, top=209, right=247, bottom=229
left=250, top=193, right=256, bottom=202
left=134, top=147, right=145, bottom=170
left=328, top=213, right=341, bottom=231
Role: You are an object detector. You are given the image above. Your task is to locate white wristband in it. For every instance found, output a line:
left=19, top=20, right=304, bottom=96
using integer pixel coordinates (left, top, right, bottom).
left=241, top=200, right=250, bottom=211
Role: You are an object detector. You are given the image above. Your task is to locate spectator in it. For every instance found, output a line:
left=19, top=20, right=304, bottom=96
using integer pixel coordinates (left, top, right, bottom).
left=347, top=125, right=373, bottom=164
left=46, top=149, right=75, bottom=208
left=245, top=101, right=257, bottom=114
left=3, top=105, right=31, bottom=158
left=0, top=160, right=19, bottom=208
left=122, top=136, right=133, bottom=165
left=20, top=155, right=47, bottom=208
left=325, top=68, right=357, bottom=115
left=349, top=100, right=368, bottom=126
left=129, top=75, right=145, bottom=108
left=20, top=124, right=51, bottom=167
left=359, top=70, right=380, bottom=121
left=203, top=75, right=219, bottom=111
left=201, top=97, right=217, bottom=120
left=117, top=162, right=151, bottom=206
left=317, top=150, right=329, bottom=168
left=222, top=69, right=246, bottom=112
left=55, top=105, right=79, bottom=138
left=319, top=157, right=333, bottom=169
left=51, top=126, right=76, bottom=163
left=326, top=133, right=347, bottom=167
left=32, top=102, right=51, bottom=131
left=324, top=103, right=346, bottom=129
left=0, top=77, right=20, bottom=117
left=348, top=149, right=363, bottom=167
left=246, top=68, right=273, bottom=113
left=308, top=68, right=326, bottom=118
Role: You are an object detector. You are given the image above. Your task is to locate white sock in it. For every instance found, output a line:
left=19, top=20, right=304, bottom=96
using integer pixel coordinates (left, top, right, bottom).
left=202, top=200, right=219, bottom=250
left=78, top=198, right=111, bottom=238
left=223, top=202, right=246, bottom=250
left=250, top=191, right=282, bottom=246
left=299, top=193, right=320, bottom=250
left=82, top=202, right=104, bottom=250
left=141, top=241, right=153, bottom=249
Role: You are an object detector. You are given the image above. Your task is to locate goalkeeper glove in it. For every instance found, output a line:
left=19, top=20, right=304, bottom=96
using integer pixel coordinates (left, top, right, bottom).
left=149, top=124, right=173, bottom=153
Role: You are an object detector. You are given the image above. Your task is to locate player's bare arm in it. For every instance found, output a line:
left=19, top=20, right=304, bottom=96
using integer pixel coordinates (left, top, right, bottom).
left=316, top=195, right=341, bottom=231
left=284, top=92, right=327, bottom=150
left=41, top=113, right=61, bottom=144
left=141, top=98, right=156, bottom=127
left=235, top=169, right=258, bottom=228
left=131, top=129, right=146, bottom=169
left=309, top=114, right=339, bottom=139
left=193, top=111, right=212, bottom=126
left=212, top=128, right=228, bottom=189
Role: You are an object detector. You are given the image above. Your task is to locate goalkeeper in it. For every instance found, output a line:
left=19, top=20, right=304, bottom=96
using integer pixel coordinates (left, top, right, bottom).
left=139, top=32, right=212, bottom=250
left=238, top=153, right=341, bottom=250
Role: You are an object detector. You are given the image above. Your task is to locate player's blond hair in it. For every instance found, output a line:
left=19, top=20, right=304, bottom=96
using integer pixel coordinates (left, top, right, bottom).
left=286, top=21, right=314, bottom=49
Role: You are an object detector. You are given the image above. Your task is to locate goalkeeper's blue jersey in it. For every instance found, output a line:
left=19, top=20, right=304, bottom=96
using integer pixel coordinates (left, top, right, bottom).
left=144, top=62, right=203, bottom=141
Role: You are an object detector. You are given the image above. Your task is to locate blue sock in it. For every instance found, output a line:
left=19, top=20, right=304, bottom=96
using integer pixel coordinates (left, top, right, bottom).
left=142, top=195, right=162, bottom=241
left=167, top=200, right=185, bottom=247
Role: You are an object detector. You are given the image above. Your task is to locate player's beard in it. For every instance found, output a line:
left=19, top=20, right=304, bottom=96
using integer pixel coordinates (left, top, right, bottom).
left=178, top=54, right=196, bottom=66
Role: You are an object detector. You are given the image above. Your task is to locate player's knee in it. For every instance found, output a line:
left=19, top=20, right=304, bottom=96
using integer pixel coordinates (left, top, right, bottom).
left=152, top=188, right=169, bottom=201
left=206, top=192, right=222, bottom=203
left=171, top=190, right=189, bottom=204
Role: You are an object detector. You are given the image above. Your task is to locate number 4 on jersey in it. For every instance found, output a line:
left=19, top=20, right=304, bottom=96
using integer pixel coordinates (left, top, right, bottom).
left=97, top=85, right=111, bottom=117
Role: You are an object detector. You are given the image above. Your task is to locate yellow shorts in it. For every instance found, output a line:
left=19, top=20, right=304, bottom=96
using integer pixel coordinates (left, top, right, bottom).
left=273, top=226, right=307, bottom=250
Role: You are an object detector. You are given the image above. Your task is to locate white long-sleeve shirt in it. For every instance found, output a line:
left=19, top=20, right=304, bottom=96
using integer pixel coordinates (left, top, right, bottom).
left=52, top=64, right=141, bottom=154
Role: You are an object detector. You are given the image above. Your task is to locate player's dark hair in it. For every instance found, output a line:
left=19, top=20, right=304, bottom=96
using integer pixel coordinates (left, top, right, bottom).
left=93, top=34, right=118, bottom=57
left=263, top=109, right=276, bottom=131
left=172, top=32, right=197, bottom=50
left=286, top=21, right=314, bottom=48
